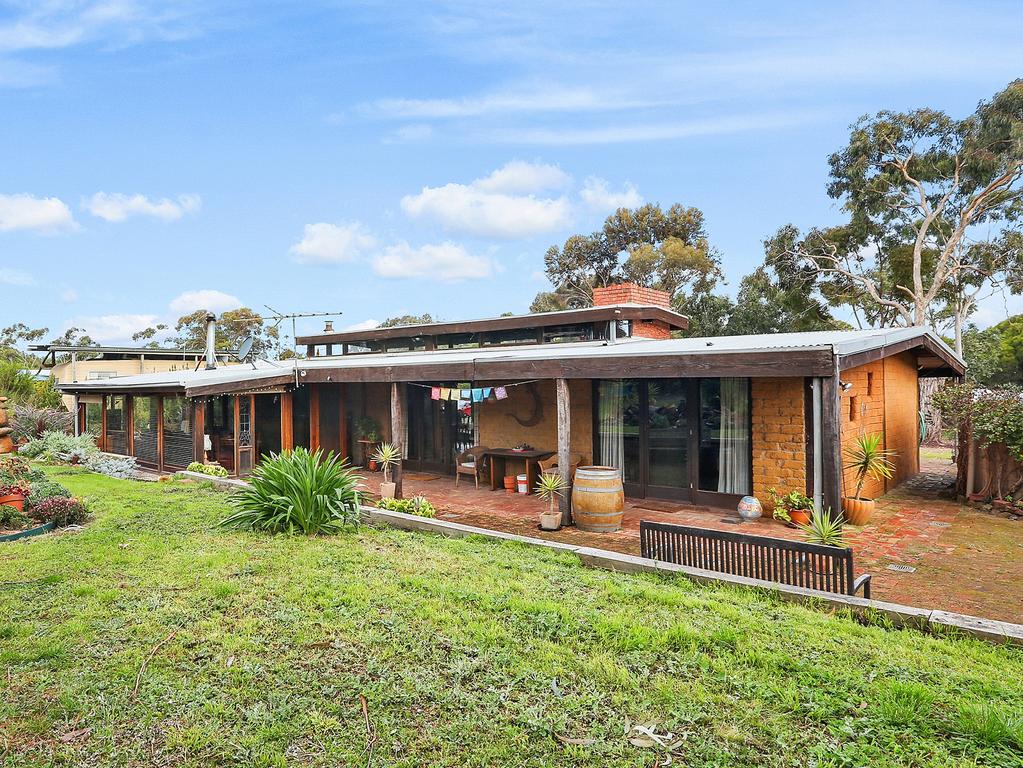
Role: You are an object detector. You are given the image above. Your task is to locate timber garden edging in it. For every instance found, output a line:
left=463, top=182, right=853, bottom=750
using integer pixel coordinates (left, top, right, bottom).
left=360, top=505, right=1023, bottom=647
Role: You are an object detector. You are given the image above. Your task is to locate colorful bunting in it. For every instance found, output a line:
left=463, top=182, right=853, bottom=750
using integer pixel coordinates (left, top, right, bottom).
left=471, top=388, right=484, bottom=402
left=430, top=387, right=441, bottom=400
left=495, top=386, right=508, bottom=400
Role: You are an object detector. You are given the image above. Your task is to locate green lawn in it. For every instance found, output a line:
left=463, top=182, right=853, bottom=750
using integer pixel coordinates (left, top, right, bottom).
left=1, top=469, right=1022, bottom=767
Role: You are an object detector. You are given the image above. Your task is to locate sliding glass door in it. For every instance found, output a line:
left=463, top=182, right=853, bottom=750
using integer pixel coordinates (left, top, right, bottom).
left=597, top=377, right=751, bottom=504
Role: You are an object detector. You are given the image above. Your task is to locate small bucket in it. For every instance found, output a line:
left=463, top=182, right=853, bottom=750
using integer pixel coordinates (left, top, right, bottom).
left=516, top=474, right=528, bottom=494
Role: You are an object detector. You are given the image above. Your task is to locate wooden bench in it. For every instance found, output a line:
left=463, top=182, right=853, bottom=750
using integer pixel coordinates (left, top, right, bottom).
left=639, top=521, right=872, bottom=598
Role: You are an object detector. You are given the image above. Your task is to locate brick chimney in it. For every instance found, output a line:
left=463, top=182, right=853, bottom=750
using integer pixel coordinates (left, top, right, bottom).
left=592, top=282, right=672, bottom=339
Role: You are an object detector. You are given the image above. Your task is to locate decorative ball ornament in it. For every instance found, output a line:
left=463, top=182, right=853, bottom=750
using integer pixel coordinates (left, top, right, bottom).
left=737, top=496, right=763, bottom=521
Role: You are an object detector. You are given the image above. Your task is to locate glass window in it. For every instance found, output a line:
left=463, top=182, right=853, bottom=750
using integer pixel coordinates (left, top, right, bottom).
left=698, top=378, right=751, bottom=495
left=105, top=395, right=127, bottom=455
left=646, top=379, right=689, bottom=490
left=83, top=402, right=102, bottom=436
left=133, top=396, right=159, bottom=465
left=435, top=333, right=479, bottom=349
left=542, top=324, right=593, bottom=344
left=162, top=396, right=193, bottom=468
left=483, top=328, right=539, bottom=346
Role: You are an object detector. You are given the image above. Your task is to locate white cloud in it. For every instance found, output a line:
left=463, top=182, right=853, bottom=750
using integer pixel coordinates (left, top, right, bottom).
left=69, top=314, right=159, bottom=343
left=0, top=268, right=35, bottom=286
left=383, top=123, right=434, bottom=143
left=374, top=241, right=491, bottom=282
left=580, top=176, right=643, bottom=212
left=474, top=160, right=570, bottom=194
left=400, top=161, right=573, bottom=238
left=289, top=222, right=376, bottom=264
left=344, top=318, right=382, bottom=332
left=355, top=87, right=659, bottom=120
left=83, top=192, right=201, bottom=222
left=0, top=193, right=75, bottom=232
left=60, top=287, right=78, bottom=303
left=169, top=289, right=243, bottom=315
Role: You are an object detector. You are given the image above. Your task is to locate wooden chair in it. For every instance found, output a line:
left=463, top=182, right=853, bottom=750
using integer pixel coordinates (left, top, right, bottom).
left=537, top=453, right=583, bottom=479
left=455, top=446, right=489, bottom=489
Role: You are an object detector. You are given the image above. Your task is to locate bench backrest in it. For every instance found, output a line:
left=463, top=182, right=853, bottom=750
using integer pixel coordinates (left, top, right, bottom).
left=639, top=521, right=858, bottom=596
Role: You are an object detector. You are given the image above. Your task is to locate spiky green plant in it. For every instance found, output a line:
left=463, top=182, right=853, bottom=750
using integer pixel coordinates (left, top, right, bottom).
left=221, top=447, right=362, bottom=535
left=796, top=506, right=846, bottom=547
left=535, top=471, right=567, bottom=517
left=371, top=442, right=401, bottom=483
left=845, top=432, right=896, bottom=500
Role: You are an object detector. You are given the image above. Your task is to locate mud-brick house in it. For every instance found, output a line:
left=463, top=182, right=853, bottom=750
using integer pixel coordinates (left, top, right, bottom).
left=57, top=284, right=964, bottom=515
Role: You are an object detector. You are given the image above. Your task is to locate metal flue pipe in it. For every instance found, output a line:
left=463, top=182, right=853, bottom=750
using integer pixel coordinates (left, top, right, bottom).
left=205, top=313, right=217, bottom=370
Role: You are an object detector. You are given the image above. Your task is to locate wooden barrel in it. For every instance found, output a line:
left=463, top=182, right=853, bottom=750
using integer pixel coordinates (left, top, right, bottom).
left=572, top=466, right=625, bottom=532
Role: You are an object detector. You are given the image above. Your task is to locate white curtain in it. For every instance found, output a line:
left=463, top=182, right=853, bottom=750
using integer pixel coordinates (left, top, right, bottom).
left=717, top=377, right=750, bottom=494
left=598, top=380, right=624, bottom=477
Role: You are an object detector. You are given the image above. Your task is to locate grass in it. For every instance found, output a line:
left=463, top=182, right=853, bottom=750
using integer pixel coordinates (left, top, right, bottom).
left=1, top=468, right=1022, bottom=767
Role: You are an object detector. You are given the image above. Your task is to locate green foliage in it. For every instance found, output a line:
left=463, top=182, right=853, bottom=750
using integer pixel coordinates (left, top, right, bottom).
left=963, top=315, right=1023, bottom=385
left=26, top=479, right=72, bottom=508
left=844, top=432, right=896, bottom=500
left=11, top=404, right=73, bottom=442
left=0, top=500, right=29, bottom=529
left=186, top=462, right=229, bottom=478
left=0, top=358, right=37, bottom=403
left=380, top=313, right=436, bottom=328
left=222, top=447, right=362, bottom=535
left=84, top=454, right=137, bottom=479
left=767, top=487, right=814, bottom=519
left=535, top=471, right=567, bottom=515
left=796, top=506, right=846, bottom=547
left=934, top=382, right=1023, bottom=462
left=172, top=307, right=281, bottom=359
left=376, top=494, right=436, bottom=518
left=28, top=496, right=89, bottom=527
left=353, top=416, right=381, bottom=442
left=371, top=442, right=401, bottom=482
left=19, top=431, right=99, bottom=461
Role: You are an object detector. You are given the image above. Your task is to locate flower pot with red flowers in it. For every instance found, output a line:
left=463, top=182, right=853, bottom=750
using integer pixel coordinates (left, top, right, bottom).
left=0, top=482, right=27, bottom=514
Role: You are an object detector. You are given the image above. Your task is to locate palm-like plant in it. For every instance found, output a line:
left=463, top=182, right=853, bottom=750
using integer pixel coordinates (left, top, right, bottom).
left=371, top=442, right=401, bottom=483
left=845, top=432, right=896, bottom=500
left=221, top=447, right=362, bottom=535
left=796, top=505, right=846, bottom=547
left=535, top=471, right=567, bottom=519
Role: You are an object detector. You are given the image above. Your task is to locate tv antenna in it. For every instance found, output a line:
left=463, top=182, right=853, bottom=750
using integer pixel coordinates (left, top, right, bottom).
left=263, top=305, right=343, bottom=357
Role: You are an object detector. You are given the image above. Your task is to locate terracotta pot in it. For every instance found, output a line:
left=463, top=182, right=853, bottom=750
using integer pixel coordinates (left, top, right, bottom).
left=368, top=459, right=378, bottom=472
left=379, top=481, right=396, bottom=500
left=503, top=475, right=516, bottom=493
left=788, top=508, right=811, bottom=526
left=0, top=493, right=25, bottom=513
left=842, top=496, right=874, bottom=526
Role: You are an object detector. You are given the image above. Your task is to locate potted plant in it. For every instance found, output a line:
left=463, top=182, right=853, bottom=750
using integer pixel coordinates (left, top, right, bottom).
left=795, top=506, right=846, bottom=547
left=0, top=482, right=28, bottom=514
left=843, top=432, right=895, bottom=526
left=767, top=487, right=814, bottom=527
left=535, top=471, right=567, bottom=531
left=354, top=416, right=381, bottom=469
left=372, top=442, right=401, bottom=499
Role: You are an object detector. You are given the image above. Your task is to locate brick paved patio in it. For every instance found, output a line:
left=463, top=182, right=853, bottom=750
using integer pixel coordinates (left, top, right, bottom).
left=363, top=453, right=1023, bottom=623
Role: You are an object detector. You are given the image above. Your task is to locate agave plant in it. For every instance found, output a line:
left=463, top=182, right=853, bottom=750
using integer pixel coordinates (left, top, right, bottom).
left=221, top=447, right=362, bottom=535
left=845, top=432, right=896, bottom=500
left=796, top=506, right=846, bottom=547
left=371, top=442, right=401, bottom=483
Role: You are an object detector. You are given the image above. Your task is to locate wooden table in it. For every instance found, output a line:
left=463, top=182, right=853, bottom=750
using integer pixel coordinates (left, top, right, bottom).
left=484, top=448, right=554, bottom=494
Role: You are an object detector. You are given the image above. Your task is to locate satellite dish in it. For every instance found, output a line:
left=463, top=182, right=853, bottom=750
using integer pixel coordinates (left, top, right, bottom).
left=236, top=336, right=254, bottom=361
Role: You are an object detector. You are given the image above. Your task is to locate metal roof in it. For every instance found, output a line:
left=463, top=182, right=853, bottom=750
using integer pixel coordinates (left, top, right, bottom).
left=56, top=326, right=964, bottom=396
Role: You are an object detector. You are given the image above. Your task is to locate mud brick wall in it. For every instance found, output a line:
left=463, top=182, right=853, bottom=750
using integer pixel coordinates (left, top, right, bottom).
left=751, top=378, right=807, bottom=503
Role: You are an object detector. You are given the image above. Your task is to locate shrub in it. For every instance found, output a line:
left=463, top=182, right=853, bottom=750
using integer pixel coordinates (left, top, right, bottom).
left=0, top=455, right=43, bottom=483
left=186, top=461, right=230, bottom=478
left=221, top=448, right=362, bottom=535
left=27, top=479, right=72, bottom=508
left=29, top=496, right=89, bottom=527
left=85, top=454, right=137, bottom=479
left=11, top=404, right=73, bottom=442
left=376, top=494, right=436, bottom=518
left=20, top=431, right=98, bottom=461
left=0, top=503, right=29, bottom=530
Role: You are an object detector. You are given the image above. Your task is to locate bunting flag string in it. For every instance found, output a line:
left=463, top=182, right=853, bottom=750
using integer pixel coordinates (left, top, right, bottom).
left=410, top=378, right=536, bottom=404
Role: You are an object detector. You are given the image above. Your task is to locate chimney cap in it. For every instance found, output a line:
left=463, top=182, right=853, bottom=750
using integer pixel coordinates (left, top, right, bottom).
left=323, top=320, right=335, bottom=332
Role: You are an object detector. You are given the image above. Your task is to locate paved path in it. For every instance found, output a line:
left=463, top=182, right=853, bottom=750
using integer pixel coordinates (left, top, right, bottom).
left=366, top=456, right=1023, bottom=623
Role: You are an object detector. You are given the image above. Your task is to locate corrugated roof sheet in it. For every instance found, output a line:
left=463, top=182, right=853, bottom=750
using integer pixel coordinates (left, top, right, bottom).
left=57, top=326, right=963, bottom=393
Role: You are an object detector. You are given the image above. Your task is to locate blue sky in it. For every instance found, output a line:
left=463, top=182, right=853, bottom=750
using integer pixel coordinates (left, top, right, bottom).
left=2, top=1, right=1022, bottom=347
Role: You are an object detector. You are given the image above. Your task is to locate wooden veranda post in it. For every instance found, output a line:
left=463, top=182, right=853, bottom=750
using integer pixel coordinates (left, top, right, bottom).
left=556, top=378, right=572, bottom=526
left=390, top=382, right=405, bottom=499
left=280, top=392, right=294, bottom=452
left=821, top=361, right=843, bottom=517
